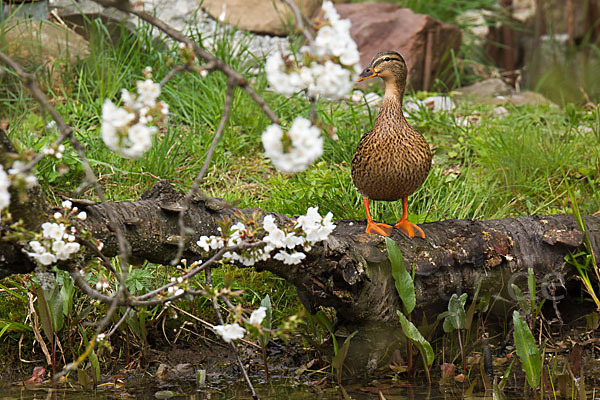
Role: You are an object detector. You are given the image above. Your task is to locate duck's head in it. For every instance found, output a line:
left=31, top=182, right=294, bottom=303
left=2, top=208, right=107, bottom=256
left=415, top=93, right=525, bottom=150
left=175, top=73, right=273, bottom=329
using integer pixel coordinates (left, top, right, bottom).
left=358, top=51, right=408, bottom=95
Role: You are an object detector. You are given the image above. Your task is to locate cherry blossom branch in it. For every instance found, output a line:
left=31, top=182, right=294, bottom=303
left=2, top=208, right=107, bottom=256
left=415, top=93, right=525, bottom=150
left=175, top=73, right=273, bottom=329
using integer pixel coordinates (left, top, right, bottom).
left=0, top=50, right=132, bottom=274
left=0, top=51, right=73, bottom=172
left=91, top=0, right=280, bottom=125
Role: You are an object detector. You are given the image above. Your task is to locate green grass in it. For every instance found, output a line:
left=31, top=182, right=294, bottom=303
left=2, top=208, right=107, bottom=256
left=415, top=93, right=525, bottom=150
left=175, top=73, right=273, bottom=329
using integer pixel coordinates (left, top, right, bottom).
left=1, top=14, right=600, bottom=369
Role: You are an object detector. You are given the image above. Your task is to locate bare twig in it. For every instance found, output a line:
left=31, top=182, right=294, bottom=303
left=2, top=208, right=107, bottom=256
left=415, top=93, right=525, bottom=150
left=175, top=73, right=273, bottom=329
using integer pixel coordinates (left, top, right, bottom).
left=171, top=79, right=236, bottom=264
left=207, top=268, right=259, bottom=400
left=280, top=0, right=314, bottom=42
left=92, top=0, right=280, bottom=125
left=160, top=65, right=189, bottom=87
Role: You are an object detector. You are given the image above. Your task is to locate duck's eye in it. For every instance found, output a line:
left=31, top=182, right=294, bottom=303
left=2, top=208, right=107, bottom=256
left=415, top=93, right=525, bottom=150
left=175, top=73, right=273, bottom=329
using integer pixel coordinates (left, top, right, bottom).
left=384, top=57, right=391, bottom=62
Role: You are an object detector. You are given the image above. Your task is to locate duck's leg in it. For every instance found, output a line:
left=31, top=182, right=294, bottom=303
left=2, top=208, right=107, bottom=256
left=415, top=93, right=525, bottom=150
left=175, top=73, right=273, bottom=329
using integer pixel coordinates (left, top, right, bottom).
left=394, top=197, right=425, bottom=238
left=363, top=197, right=393, bottom=236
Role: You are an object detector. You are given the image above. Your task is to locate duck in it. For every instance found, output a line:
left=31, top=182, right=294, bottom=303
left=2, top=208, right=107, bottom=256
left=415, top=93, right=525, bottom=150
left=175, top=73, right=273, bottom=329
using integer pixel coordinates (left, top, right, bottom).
left=351, top=51, right=432, bottom=238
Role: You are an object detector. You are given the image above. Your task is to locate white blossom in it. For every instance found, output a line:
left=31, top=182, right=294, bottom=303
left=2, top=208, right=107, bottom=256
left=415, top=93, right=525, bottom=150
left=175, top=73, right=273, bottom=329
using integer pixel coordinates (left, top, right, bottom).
left=197, top=236, right=211, bottom=252
left=77, top=211, right=87, bottom=220
left=61, top=200, right=72, bottom=210
left=52, top=240, right=80, bottom=260
left=249, top=306, right=267, bottom=326
left=214, top=323, right=246, bottom=343
left=29, top=241, right=43, bottom=253
left=308, top=61, right=354, bottom=101
left=297, top=206, right=336, bottom=243
left=264, top=1, right=359, bottom=101
left=274, top=250, right=306, bottom=265
left=96, top=279, right=109, bottom=291
left=262, top=117, right=323, bottom=173
left=136, top=79, right=161, bottom=107
left=265, top=53, right=306, bottom=97
left=101, top=76, right=167, bottom=159
left=41, top=222, right=66, bottom=241
left=8, top=161, right=38, bottom=188
left=27, top=249, right=57, bottom=266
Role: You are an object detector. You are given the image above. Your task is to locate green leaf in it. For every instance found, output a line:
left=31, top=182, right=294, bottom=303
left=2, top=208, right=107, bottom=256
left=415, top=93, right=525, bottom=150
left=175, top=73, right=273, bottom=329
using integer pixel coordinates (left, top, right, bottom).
left=89, top=349, right=100, bottom=385
left=34, top=285, right=54, bottom=342
left=527, top=268, right=536, bottom=316
left=259, top=294, right=272, bottom=347
left=331, top=330, right=358, bottom=382
left=47, top=285, right=65, bottom=333
left=397, top=311, right=433, bottom=366
left=511, top=284, right=530, bottom=315
left=386, top=237, right=415, bottom=314
left=512, top=311, right=541, bottom=389
left=440, top=293, right=467, bottom=332
left=313, top=310, right=334, bottom=334
left=0, top=320, right=32, bottom=339
left=59, top=273, right=75, bottom=317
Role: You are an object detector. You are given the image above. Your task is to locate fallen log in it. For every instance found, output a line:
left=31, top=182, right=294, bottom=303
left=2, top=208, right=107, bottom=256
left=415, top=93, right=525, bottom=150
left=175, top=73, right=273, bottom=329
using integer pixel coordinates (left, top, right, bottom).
left=3, top=180, right=599, bottom=371
left=3, top=181, right=598, bottom=320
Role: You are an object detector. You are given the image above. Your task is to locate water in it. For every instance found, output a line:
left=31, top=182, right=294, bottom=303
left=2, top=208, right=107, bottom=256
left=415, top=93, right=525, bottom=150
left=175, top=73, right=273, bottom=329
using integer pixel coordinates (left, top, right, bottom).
left=0, top=377, right=482, bottom=400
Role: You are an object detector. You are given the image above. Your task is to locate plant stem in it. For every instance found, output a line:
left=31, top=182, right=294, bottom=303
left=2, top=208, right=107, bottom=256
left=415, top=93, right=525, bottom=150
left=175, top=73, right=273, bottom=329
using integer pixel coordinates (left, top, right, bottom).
left=261, top=345, right=270, bottom=381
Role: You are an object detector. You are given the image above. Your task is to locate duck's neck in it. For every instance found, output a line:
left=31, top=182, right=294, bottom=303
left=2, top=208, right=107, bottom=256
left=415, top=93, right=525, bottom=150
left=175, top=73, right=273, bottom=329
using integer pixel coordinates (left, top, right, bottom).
left=374, top=91, right=406, bottom=130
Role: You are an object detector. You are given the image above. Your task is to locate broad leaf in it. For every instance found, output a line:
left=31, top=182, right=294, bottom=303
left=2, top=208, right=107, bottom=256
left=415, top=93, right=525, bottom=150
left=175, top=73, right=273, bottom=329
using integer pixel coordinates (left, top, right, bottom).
left=259, top=294, right=272, bottom=347
left=386, top=237, right=415, bottom=314
left=397, top=311, right=433, bottom=366
left=33, top=285, right=54, bottom=342
left=332, top=330, right=358, bottom=383
left=512, top=311, right=541, bottom=389
left=440, top=293, right=467, bottom=333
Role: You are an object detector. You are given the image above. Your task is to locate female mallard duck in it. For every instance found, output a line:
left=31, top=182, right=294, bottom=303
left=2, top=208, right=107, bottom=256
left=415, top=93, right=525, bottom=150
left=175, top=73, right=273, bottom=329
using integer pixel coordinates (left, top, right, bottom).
left=352, top=51, right=432, bottom=238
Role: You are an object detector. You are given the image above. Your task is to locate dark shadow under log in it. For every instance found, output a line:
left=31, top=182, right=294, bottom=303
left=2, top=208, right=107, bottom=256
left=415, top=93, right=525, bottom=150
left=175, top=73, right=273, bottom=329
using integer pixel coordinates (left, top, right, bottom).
left=2, top=181, right=599, bottom=370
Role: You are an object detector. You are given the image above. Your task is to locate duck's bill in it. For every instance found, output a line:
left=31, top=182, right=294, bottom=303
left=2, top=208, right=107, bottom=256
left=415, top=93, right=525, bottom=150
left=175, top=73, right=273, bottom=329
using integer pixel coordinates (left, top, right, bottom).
left=358, top=69, right=377, bottom=82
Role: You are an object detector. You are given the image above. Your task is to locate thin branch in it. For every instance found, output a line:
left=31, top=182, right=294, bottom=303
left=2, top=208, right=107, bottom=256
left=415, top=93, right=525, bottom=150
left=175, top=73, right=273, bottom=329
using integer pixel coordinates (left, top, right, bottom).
left=0, top=50, right=132, bottom=287
left=207, top=268, right=259, bottom=400
left=0, top=50, right=72, bottom=173
left=159, top=64, right=192, bottom=87
left=91, top=0, right=280, bottom=125
left=280, top=0, right=314, bottom=42
left=171, top=79, right=236, bottom=264
left=139, top=241, right=264, bottom=301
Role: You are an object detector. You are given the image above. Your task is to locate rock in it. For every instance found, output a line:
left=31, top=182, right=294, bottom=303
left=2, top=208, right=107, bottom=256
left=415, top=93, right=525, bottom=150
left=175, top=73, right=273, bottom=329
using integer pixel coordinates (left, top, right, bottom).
left=454, top=78, right=514, bottom=101
left=456, top=9, right=493, bottom=46
left=0, top=18, right=89, bottom=70
left=455, top=79, right=557, bottom=108
left=335, top=2, right=461, bottom=91
left=351, top=91, right=382, bottom=107
left=507, top=91, right=558, bottom=107
left=493, top=106, right=509, bottom=118
left=199, top=0, right=322, bottom=36
left=1, top=0, right=48, bottom=20
left=52, top=0, right=290, bottom=59
left=405, top=96, right=455, bottom=113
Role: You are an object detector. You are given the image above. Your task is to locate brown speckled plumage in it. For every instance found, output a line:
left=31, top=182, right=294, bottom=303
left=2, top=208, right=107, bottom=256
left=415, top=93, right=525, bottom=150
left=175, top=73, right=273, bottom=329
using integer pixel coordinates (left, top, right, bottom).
left=352, top=51, right=432, bottom=202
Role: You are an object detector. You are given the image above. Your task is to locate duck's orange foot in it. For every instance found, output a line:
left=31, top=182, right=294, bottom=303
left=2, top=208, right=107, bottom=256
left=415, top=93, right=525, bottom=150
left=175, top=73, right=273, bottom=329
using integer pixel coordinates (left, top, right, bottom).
left=366, top=221, right=394, bottom=237
left=394, top=219, right=425, bottom=239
